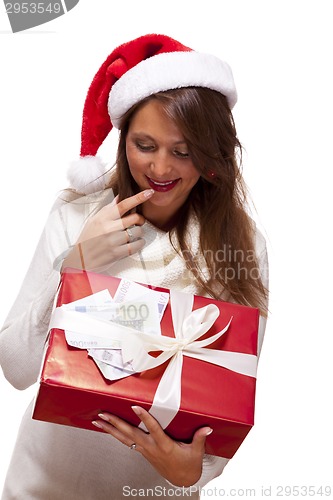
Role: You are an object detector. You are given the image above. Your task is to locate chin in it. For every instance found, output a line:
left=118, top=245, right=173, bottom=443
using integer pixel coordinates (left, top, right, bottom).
left=149, top=198, right=175, bottom=207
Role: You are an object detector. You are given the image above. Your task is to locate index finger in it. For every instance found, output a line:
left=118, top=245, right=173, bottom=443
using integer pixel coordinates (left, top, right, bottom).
left=112, top=189, right=155, bottom=218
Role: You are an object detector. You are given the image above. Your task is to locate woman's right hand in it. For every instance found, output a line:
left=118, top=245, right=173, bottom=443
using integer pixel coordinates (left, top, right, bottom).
left=62, top=189, right=154, bottom=272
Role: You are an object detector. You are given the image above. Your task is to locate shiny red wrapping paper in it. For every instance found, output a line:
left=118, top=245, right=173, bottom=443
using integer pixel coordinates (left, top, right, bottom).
left=33, top=268, right=259, bottom=458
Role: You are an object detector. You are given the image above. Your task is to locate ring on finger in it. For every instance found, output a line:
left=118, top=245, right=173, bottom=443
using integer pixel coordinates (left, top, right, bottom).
left=125, top=226, right=135, bottom=243
left=129, top=443, right=136, bottom=450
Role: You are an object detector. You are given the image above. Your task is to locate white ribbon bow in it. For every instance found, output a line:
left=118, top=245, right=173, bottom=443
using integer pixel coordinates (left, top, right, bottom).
left=49, top=289, right=257, bottom=430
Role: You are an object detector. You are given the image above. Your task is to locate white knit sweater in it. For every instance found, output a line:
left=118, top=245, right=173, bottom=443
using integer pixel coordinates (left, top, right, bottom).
left=0, top=189, right=268, bottom=500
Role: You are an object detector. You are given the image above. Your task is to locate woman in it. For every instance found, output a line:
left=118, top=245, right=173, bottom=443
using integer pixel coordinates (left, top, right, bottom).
left=0, top=34, right=269, bottom=499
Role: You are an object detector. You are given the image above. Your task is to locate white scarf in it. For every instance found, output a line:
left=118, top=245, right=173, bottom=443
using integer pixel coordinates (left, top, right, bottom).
left=108, top=216, right=208, bottom=295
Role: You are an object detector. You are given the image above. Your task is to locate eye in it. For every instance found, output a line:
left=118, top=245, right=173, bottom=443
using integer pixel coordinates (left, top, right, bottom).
left=136, top=142, right=155, bottom=152
left=174, top=150, right=189, bottom=159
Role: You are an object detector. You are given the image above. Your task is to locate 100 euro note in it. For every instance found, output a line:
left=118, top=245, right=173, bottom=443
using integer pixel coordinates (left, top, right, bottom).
left=63, top=281, right=169, bottom=380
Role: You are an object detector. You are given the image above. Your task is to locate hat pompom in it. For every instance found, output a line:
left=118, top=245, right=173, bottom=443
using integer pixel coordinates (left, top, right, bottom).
left=67, top=156, right=108, bottom=194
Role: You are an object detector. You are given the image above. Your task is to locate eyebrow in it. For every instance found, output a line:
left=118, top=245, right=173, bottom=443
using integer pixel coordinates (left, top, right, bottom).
left=130, top=133, right=187, bottom=146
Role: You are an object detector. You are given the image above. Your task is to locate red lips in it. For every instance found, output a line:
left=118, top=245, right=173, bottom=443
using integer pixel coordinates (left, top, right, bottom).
left=146, top=176, right=180, bottom=192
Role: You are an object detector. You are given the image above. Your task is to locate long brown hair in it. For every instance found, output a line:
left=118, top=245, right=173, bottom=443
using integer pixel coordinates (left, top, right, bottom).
left=108, top=87, right=268, bottom=316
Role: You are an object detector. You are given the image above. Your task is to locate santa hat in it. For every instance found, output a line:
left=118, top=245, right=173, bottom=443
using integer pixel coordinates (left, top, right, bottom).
left=68, top=33, right=237, bottom=194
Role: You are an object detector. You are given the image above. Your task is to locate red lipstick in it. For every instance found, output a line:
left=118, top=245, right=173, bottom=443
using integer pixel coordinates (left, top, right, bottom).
left=146, top=176, right=180, bottom=192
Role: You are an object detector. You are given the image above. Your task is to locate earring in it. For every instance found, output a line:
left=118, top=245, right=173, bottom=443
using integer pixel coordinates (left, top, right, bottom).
left=208, top=171, right=216, bottom=178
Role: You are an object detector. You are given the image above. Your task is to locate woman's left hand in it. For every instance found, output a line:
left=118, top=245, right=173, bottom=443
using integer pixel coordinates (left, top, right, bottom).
left=92, top=406, right=212, bottom=487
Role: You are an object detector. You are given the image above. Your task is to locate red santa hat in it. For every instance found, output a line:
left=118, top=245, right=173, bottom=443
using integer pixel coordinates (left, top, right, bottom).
left=68, top=33, right=237, bottom=194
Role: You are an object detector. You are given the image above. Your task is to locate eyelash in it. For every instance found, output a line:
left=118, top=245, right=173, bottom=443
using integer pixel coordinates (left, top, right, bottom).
left=136, top=143, right=154, bottom=152
left=136, top=143, right=189, bottom=158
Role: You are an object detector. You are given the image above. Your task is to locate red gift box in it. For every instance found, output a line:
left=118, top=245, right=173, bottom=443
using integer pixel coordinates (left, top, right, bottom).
left=33, top=268, right=259, bottom=458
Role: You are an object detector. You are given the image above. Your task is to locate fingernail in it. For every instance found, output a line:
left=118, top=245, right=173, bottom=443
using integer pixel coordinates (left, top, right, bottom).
left=143, top=189, right=154, bottom=198
left=98, top=413, right=108, bottom=421
left=92, top=420, right=103, bottom=429
left=205, top=428, right=213, bottom=436
left=131, top=406, right=142, bottom=416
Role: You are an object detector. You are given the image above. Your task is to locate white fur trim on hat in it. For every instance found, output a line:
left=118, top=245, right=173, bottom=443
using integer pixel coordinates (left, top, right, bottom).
left=108, top=51, right=237, bottom=128
left=67, top=156, right=108, bottom=194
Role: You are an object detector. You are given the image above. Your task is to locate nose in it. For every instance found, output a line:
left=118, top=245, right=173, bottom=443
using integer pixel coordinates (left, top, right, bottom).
left=149, top=150, right=173, bottom=178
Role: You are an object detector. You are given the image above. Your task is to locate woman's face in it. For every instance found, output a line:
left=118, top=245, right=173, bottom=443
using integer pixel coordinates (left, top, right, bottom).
left=125, top=99, right=200, bottom=229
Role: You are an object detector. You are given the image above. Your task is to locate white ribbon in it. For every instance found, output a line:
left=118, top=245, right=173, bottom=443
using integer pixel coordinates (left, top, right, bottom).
left=49, top=289, right=257, bottom=430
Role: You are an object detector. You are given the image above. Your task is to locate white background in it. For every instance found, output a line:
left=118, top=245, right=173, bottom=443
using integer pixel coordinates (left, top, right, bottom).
left=0, top=1, right=332, bottom=497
